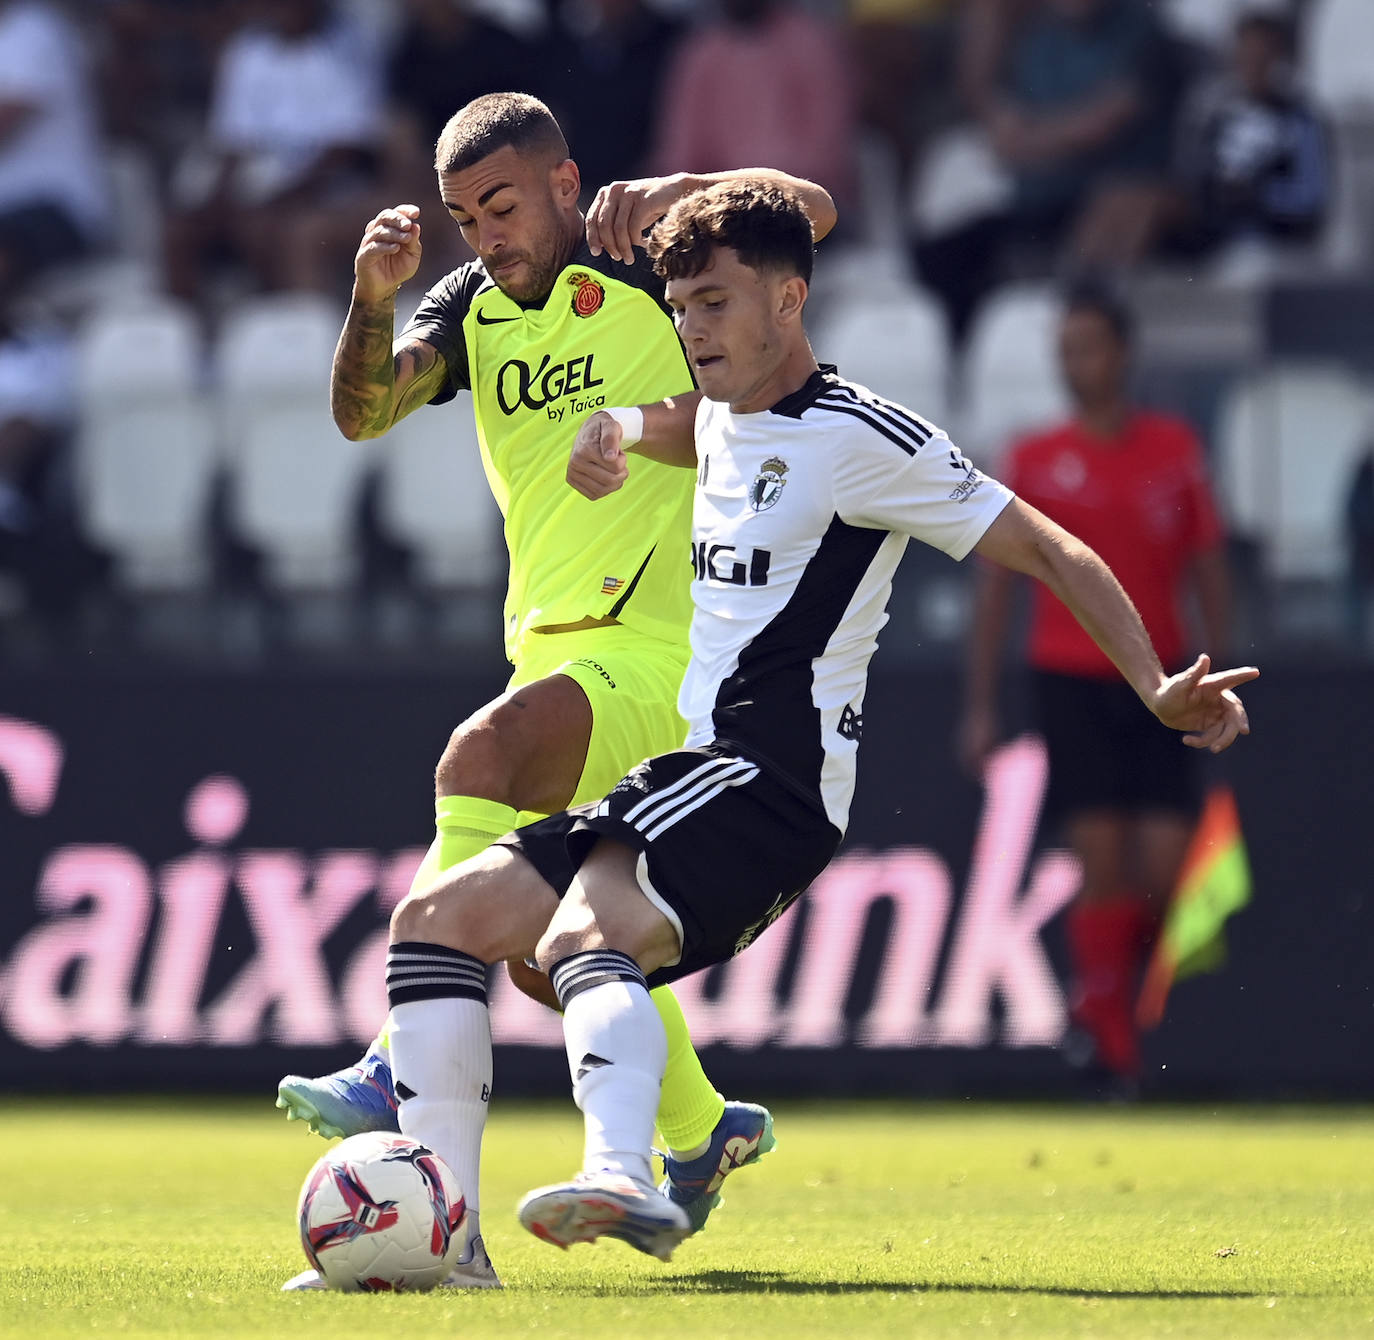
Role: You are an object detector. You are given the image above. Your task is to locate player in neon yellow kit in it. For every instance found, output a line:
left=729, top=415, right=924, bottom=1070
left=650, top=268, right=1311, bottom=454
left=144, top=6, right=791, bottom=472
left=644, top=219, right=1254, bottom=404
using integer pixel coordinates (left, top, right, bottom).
left=276, top=93, right=837, bottom=1290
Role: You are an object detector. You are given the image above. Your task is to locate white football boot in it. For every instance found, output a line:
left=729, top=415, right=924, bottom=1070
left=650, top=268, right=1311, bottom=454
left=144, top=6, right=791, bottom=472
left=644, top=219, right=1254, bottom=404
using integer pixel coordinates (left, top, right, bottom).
left=517, top=1172, right=690, bottom=1261
left=441, top=1232, right=502, bottom=1289
left=280, top=1229, right=501, bottom=1290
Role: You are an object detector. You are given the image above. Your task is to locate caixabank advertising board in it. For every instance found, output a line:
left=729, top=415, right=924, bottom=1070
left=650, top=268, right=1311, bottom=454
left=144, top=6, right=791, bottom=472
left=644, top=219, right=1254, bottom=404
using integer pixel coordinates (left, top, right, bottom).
left=0, top=665, right=1369, bottom=1097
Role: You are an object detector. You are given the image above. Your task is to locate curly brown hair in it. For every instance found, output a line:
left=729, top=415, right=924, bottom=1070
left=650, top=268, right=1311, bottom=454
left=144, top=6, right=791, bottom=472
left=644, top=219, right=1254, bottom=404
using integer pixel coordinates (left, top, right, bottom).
left=648, top=180, right=814, bottom=285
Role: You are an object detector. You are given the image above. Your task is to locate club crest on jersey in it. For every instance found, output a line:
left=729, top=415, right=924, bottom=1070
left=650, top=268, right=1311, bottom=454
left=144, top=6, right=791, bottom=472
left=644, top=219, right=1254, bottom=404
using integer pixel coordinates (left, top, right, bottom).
left=749, top=456, right=789, bottom=512
left=568, top=271, right=605, bottom=318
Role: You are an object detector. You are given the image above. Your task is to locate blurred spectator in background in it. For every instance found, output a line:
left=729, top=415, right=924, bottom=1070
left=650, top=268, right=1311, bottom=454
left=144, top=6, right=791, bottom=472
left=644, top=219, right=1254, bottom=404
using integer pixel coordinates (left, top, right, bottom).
left=960, top=284, right=1230, bottom=1092
left=648, top=0, right=856, bottom=219
left=95, top=0, right=237, bottom=176
left=1177, top=6, right=1329, bottom=265
left=848, top=0, right=953, bottom=185
left=1078, top=5, right=1330, bottom=278
left=920, top=0, right=1180, bottom=337
left=388, top=0, right=541, bottom=149
left=990, top=0, right=1181, bottom=260
left=544, top=0, right=685, bottom=197
left=284, top=0, right=550, bottom=299
left=0, top=0, right=110, bottom=294
left=0, top=295, right=104, bottom=638
left=163, top=0, right=384, bottom=307
left=957, top=0, right=1027, bottom=120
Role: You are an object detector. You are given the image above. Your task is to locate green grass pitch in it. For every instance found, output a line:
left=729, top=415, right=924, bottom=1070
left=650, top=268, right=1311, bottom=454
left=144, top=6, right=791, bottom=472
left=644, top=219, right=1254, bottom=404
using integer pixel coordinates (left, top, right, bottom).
left=2, top=1096, right=1371, bottom=1338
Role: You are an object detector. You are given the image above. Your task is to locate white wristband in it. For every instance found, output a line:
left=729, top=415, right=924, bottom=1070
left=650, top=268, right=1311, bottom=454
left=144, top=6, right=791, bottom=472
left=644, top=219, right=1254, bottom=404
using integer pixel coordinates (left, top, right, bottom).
left=604, top=405, right=644, bottom=449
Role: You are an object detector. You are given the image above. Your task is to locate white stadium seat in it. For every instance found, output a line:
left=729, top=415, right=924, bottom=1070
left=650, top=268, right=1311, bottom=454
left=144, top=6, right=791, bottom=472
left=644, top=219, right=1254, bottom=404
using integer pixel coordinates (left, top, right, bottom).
left=216, top=294, right=373, bottom=590
left=959, top=283, right=1070, bottom=468
left=74, top=297, right=217, bottom=591
left=29, top=145, right=165, bottom=324
left=377, top=405, right=504, bottom=592
left=908, top=124, right=1013, bottom=241
left=107, top=143, right=165, bottom=271
left=1303, top=0, right=1374, bottom=275
left=1214, top=363, right=1372, bottom=580
left=1305, top=0, right=1374, bottom=117
left=1162, top=0, right=1269, bottom=52
left=811, top=287, right=951, bottom=427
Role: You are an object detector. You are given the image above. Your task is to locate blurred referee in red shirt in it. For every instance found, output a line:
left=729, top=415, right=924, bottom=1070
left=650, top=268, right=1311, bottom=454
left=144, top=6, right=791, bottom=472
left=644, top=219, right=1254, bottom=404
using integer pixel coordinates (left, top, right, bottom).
left=960, top=282, right=1232, bottom=1089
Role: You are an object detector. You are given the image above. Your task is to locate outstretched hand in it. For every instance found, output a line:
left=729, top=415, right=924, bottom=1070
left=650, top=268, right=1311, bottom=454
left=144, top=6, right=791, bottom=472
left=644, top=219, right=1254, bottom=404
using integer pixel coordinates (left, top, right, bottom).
left=1151, top=654, right=1259, bottom=753
left=585, top=176, right=683, bottom=263
left=567, top=411, right=629, bottom=499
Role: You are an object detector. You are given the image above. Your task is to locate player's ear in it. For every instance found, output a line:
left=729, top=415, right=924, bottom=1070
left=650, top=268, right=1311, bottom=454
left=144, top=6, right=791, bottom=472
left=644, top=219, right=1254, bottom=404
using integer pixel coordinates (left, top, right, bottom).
left=776, top=274, right=808, bottom=325
left=550, top=157, right=581, bottom=207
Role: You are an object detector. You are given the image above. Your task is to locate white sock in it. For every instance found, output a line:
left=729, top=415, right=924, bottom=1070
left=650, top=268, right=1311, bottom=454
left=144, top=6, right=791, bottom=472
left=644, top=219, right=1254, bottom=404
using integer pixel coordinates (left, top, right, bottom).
left=555, top=958, right=665, bottom=1187
left=390, top=997, right=490, bottom=1224
left=386, top=944, right=491, bottom=1227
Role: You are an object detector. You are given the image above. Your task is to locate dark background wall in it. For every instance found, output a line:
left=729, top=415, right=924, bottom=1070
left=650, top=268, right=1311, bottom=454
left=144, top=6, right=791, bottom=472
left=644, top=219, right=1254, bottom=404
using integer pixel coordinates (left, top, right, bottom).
left=1, top=664, right=1369, bottom=1098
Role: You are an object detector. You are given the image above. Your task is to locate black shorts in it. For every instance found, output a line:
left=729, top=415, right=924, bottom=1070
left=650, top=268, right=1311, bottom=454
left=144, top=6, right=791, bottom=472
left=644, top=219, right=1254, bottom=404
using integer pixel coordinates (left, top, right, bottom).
left=497, top=743, right=842, bottom=986
left=1032, top=670, right=1202, bottom=822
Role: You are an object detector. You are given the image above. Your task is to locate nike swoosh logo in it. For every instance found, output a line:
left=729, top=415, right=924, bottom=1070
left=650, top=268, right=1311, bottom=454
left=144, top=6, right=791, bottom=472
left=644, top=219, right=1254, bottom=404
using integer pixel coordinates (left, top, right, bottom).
left=475, top=311, right=519, bottom=325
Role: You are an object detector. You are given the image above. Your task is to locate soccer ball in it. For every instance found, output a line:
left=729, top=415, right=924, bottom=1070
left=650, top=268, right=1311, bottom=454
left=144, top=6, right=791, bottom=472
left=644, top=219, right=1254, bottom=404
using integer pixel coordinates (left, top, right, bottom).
left=295, top=1132, right=467, bottom=1292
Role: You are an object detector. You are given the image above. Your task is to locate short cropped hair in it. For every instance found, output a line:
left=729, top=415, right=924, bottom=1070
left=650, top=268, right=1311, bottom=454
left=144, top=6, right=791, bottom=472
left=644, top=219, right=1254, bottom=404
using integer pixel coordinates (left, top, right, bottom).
left=648, top=180, right=814, bottom=285
left=1063, top=278, right=1134, bottom=347
left=434, top=92, right=569, bottom=175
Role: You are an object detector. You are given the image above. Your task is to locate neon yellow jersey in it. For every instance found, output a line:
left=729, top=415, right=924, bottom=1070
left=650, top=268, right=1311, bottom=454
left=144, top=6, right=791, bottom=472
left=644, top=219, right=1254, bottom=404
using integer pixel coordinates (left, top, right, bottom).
left=401, top=243, right=696, bottom=661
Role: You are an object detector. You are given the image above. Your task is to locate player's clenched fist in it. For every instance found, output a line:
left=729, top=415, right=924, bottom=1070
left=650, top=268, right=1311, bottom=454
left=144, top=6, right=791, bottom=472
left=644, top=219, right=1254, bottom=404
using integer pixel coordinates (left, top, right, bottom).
left=354, top=204, right=423, bottom=302
left=567, top=412, right=630, bottom=499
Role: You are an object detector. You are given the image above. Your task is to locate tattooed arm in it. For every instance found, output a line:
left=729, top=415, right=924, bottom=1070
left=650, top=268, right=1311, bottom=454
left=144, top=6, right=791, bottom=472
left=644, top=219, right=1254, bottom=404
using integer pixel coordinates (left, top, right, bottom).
left=330, top=299, right=449, bottom=440
left=331, top=204, right=451, bottom=441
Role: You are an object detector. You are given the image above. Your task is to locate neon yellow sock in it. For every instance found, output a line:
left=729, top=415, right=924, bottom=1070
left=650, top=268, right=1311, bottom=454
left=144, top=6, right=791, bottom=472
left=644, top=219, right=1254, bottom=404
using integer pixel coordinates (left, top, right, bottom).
left=433, top=794, right=520, bottom=882
left=652, top=985, right=724, bottom=1151
left=373, top=796, right=521, bottom=1056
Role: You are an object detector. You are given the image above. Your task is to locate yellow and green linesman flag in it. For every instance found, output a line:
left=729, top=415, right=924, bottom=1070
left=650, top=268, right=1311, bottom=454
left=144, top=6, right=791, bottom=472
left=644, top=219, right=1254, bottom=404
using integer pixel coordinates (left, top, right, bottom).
left=1137, top=784, right=1252, bottom=1029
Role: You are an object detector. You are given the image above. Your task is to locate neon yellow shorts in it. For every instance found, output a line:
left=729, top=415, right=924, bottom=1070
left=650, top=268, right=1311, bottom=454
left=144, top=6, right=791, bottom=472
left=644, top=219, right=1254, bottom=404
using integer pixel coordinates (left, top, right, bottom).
left=507, top=624, right=691, bottom=822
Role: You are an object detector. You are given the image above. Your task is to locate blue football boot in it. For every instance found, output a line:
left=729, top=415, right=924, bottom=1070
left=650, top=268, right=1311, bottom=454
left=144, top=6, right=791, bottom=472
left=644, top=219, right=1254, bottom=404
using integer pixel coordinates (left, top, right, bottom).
left=276, top=1039, right=400, bottom=1140
left=659, top=1100, right=776, bottom=1232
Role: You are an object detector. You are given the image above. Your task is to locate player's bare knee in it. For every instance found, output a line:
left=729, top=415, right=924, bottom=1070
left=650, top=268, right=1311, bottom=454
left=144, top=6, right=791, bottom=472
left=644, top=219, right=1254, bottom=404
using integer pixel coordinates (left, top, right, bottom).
left=433, top=714, right=510, bottom=802
left=534, top=914, right=673, bottom=979
left=390, top=885, right=447, bottom=945
left=391, top=871, right=485, bottom=956
left=534, top=922, right=598, bottom=977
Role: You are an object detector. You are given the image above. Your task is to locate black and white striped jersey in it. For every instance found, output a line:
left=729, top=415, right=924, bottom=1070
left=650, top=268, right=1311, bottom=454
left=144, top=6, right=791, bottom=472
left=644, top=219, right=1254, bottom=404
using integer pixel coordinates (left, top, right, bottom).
left=678, top=366, right=1014, bottom=833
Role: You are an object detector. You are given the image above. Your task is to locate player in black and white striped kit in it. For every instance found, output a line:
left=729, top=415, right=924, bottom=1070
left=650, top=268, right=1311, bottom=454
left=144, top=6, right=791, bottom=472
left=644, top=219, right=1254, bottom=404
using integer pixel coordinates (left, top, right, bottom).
left=519, top=368, right=1020, bottom=980
left=681, top=371, right=1007, bottom=836
left=382, top=180, right=1259, bottom=1265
